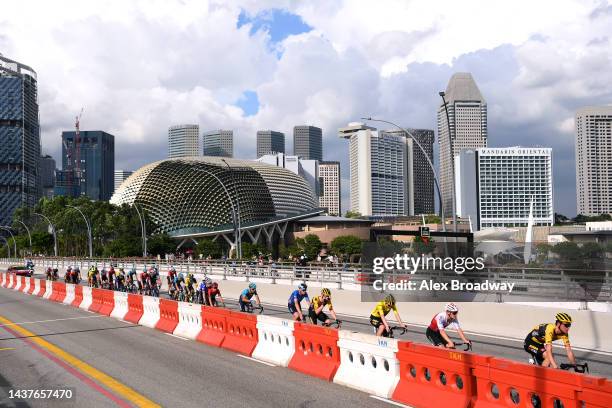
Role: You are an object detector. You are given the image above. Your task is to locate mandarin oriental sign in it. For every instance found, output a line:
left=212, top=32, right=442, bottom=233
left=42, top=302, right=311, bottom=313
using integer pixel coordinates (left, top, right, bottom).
left=479, top=147, right=551, bottom=156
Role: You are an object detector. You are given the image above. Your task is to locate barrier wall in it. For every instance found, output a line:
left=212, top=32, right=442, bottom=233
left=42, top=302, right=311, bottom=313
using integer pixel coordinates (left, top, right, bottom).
left=51, top=282, right=66, bottom=303
left=139, top=296, right=160, bottom=328
left=32, top=278, right=42, bottom=296
left=72, top=285, right=83, bottom=307
left=155, top=299, right=179, bottom=333
left=110, top=292, right=129, bottom=320
left=63, top=284, right=76, bottom=305
left=124, top=294, right=144, bottom=324
left=99, top=290, right=115, bottom=316
left=43, top=280, right=53, bottom=299
left=288, top=323, right=340, bottom=381
left=79, top=287, right=93, bottom=310
left=89, top=288, right=104, bottom=313
left=13, top=276, right=24, bottom=291
left=334, top=331, right=400, bottom=398
left=173, top=303, right=203, bottom=340
left=198, top=306, right=228, bottom=347
left=221, top=311, right=258, bottom=356
left=27, top=277, right=35, bottom=294
left=252, top=315, right=295, bottom=366
left=22, top=277, right=31, bottom=294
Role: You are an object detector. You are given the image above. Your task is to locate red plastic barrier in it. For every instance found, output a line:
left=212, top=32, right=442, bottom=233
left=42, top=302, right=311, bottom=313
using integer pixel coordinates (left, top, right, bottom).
left=288, top=323, right=340, bottom=381
left=71, top=285, right=83, bottom=307
left=37, top=279, right=46, bottom=297
left=221, top=311, right=258, bottom=356
left=98, top=289, right=115, bottom=316
left=579, top=377, right=612, bottom=408
left=51, top=282, right=66, bottom=302
left=27, top=277, right=36, bottom=294
left=155, top=299, right=179, bottom=333
left=197, top=306, right=228, bottom=347
left=9, top=274, right=17, bottom=289
left=89, top=288, right=104, bottom=313
left=392, top=341, right=490, bottom=408
left=16, top=276, right=26, bottom=290
left=124, top=294, right=144, bottom=323
left=473, top=357, right=585, bottom=408
left=0, top=272, right=4, bottom=286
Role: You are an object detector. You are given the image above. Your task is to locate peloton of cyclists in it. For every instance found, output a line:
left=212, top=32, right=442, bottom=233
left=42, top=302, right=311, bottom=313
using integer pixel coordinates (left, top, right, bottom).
left=288, top=283, right=310, bottom=322
left=426, top=303, right=471, bottom=349
left=239, top=283, right=261, bottom=312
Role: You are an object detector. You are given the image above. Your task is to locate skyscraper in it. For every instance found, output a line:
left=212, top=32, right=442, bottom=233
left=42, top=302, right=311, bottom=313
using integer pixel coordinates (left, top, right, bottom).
left=168, top=124, right=199, bottom=158
left=339, top=122, right=411, bottom=216
left=575, top=106, right=612, bottom=216
left=455, top=147, right=553, bottom=229
left=55, top=130, right=115, bottom=201
left=438, top=72, right=487, bottom=217
left=257, top=152, right=319, bottom=197
left=293, top=125, right=323, bottom=161
left=40, top=155, right=56, bottom=199
left=114, top=170, right=133, bottom=193
left=256, top=130, right=285, bottom=158
left=380, top=128, right=435, bottom=215
left=202, top=129, right=233, bottom=157
left=318, top=161, right=341, bottom=216
left=0, top=55, right=40, bottom=225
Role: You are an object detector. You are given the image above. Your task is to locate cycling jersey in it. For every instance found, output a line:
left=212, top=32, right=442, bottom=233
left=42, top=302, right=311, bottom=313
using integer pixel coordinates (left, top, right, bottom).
left=207, top=288, right=221, bottom=300
left=198, top=282, right=207, bottom=292
left=240, top=288, right=257, bottom=300
left=428, top=312, right=460, bottom=332
left=370, top=301, right=397, bottom=318
left=311, top=296, right=333, bottom=312
left=288, top=290, right=309, bottom=306
left=527, top=323, right=570, bottom=346
left=185, top=276, right=195, bottom=287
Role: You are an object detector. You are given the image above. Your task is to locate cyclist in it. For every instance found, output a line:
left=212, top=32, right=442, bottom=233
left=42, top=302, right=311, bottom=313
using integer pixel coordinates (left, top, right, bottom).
left=426, top=303, right=471, bottom=348
left=126, top=268, right=138, bottom=293
left=239, top=283, right=261, bottom=312
left=197, top=277, right=212, bottom=305
left=139, top=268, right=150, bottom=294
left=370, top=294, right=408, bottom=337
left=308, top=288, right=338, bottom=326
left=108, top=266, right=116, bottom=290
left=184, top=272, right=197, bottom=302
left=174, top=272, right=186, bottom=300
left=288, top=283, right=310, bottom=322
left=167, top=266, right=177, bottom=288
left=115, top=268, right=126, bottom=292
left=88, top=266, right=98, bottom=288
left=64, top=266, right=72, bottom=282
left=149, top=267, right=160, bottom=297
left=524, top=312, right=576, bottom=368
left=207, top=282, right=225, bottom=307
left=100, top=268, right=109, bottom=289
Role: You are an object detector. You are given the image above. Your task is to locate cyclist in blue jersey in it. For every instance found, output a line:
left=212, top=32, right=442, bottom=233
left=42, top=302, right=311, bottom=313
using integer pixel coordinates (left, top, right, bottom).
left=288, top=283, right=310, bottom=321
left=239, top=283, right=261, bottom=312
left=197, top=277, right=212, bottom=305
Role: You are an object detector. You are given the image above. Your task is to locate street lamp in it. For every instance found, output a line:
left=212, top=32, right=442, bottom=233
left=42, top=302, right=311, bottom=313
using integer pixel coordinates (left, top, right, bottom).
left=439, top=91, right=457, bottom=232
left=33, top=212, right=58, bottom=256
left=361, top=117, right=446, bottom=232
left=133, top=203, right=147, bottom=257
left=192, top=166, right=240, bottom=259
left=66, top=205, right=93, bottom=258
left=221, top=159, right=242, bottom=259
left=15, top=220, right=32, bottom=253
left=0, top=236, right=10, bottom=258
left=0, top=226, right=16, bottom=257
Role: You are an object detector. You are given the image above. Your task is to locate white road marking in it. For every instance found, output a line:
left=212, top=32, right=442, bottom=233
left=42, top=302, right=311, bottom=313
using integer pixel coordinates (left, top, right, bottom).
left=236, top=354, right=276, bottom=367
left=370, top=396, right=413, bottom=407
left=0, top=315, right=103, bottom=328
left=164, top=333, right=189, bottom=341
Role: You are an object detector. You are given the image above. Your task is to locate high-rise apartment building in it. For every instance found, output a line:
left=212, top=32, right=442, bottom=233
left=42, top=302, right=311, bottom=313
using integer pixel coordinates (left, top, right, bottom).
left=455, top=147, right=553, bottom=229
left=256, top=130, right=285, bottom=158
left=40, top=155, right=56, bottom=199
left=0, top=55, right=40, bottom=225
left=575, top=106, right=612, bottom=216
left=318, top=161, right=341, bottom=216
left=438, top=72, right=487, bottom=217
left=55, top=131, right=115, bottom=201
left=381, top=128, right=435, bottom=215
left=114, top=170, right=133, bottom=193
left=339, top=122, right=412, bottom=217
left=257, top=152, right=319, bottom=197
left=293, top=125, right=323, bottom=161
left=203, top=129, right=233, bottom=158
left=168, top=124, right=199, bottom=158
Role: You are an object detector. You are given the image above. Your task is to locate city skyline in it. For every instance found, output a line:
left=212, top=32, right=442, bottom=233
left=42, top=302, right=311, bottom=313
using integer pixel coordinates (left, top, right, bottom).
left=2, top=1, right=611, bottom=216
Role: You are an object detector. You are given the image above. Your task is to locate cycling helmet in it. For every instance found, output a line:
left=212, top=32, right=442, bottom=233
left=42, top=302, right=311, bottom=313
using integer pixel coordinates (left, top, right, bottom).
left=555, top=312, right=572, bottom=324
left=384, top=294, right=396, bottom=307
left=321, top=288, right=331, bottom=297
left=67, top=266, right=72, bottom=271
left=204, top=277, right=212, bottom=285
left=169, top=266, right=175, bottom=272
left=212, top=282, right=218, bottom=289
left=298, top=283, right=307, bottom=291
left=445, top=303, right=459, bottom=313
left=248, top=283, right=257, bottom=290
left=119, top=267, right=124, bottom=272
left=178, top=272, right=185, bottom=279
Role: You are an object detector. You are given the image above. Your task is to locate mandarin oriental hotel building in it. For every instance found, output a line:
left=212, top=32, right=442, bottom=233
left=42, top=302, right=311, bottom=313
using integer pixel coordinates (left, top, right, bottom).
left=455, top=147, right=553, bottom=230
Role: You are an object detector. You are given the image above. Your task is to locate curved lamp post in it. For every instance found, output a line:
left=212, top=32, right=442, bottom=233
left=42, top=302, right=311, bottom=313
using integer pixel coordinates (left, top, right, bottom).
left=0, top=226, right=17, bottom=257
left=15, top=220, right=32, bottom=253
left=133, top=203, right=147, bottom=257
left=439, top=91, right=457, bottom=232
left=33, top=212, right=57, bottom=256
left=66, top=205, right=93, bottom=258
left=361, top=117, right=446, bottom=232
left=0, top=236, right=10, bottom=258
left=221, top=159, right=242, bottom=259
left=192, top=166, right=240, bottom=259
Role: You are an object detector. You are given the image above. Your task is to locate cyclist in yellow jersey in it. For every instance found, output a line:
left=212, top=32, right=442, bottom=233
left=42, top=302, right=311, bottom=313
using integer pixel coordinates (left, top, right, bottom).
left=308, top=288, right=338, bottom=326
left=524, top=312, right=576, bottom=368
left=370, top=294, right=407, bottom=336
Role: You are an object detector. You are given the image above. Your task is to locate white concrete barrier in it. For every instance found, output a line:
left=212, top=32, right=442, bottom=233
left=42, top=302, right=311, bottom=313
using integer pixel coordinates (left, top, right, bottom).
left=79, top=287, right=93, bottom=310
left=32, top=279, right=41, bottom=296
left=110, top=292, right=129, bottom=320
left=252, top=315, right=295, bottom=367
left=333, top=331, right=400, bottom=398
left=63, top=284, right=76, bottom=305
left=13, top=275, right=22, bottom=291
left=0, top=272, right=5, bottom=286
left=172, top=303, right=202, bottom=340
left=8, top=274, right=13, bottom=288
left=43, top=280, right=53, bottom=299
left=22, top=277, right=31, bottom=294
left=139, top=296, right=160, bottom=328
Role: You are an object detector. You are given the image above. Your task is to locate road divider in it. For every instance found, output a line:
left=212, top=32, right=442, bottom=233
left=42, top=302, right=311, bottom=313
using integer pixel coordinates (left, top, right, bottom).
left=43, top=280, right=52, bottom=299
left=252, top=315, right=295, bottom=367
left=27, top=277, right=36, bottom=295
left=79, top=286, right=93, bottom=310
left=124, top=294, right=144, bottom=323
left=173, top=303, right=203, bottom=340
left=198, top=306, right=228, bottom=347
left=288, top=323, right=340, bottom=381
left=138, top=296, right=160, bottom=328
left=72, top=284, right=83, bottom=307
left=99, top=289, right=115, bottom=316
left=221, top=311, right=258, bottom=356
left=63, top=283, right=76, bottom=305
left=110, top=291, right=128, bottom=320
left=22, top=276, right=31, bottom=293
left=155, top=299, right=179, bottom=333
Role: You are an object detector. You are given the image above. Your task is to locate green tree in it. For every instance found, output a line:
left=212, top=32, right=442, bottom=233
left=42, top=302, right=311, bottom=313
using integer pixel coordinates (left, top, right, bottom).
left=412, top=235, right=436, bottom=255
left=195, top=239, right=222, bottom=259
left=241, top=242, right=267, bottom=259
left=303, top=234, right=322, bottom=260
left=344, top=210, right=362, bottom=219
left=424, top=215, right=441, bottom=224
left=581, top=242, right=603, bottom=259
left=330, top=235, right=363, bottom=260
left=147, top=234, right=176, bottom=257
left=550, top=242, right=581, bottom=260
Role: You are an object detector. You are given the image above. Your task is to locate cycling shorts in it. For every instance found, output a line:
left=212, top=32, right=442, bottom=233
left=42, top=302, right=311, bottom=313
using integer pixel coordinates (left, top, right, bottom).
left=369, top=315, right=382, bottom=328
left=426, top=327, right=446, bottom=346
left=524, top=334, right=545, bottom=365
left=308, top=309, right=329, bottom=325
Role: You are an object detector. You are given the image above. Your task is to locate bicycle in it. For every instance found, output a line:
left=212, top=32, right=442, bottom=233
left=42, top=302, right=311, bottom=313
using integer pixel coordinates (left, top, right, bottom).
left=448, top=342, right=473, bottom=351
left=560, top=363, right=589, bottom=373
left=322, top=319, right=342, bottom=329
left=244, top=302, right=264, bottom=314
left=381, top=325, right=407, bottom=338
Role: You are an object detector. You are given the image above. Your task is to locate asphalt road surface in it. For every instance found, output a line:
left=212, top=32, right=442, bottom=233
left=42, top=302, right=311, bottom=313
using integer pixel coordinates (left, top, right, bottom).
left=0, top=288, right=396, bottom=408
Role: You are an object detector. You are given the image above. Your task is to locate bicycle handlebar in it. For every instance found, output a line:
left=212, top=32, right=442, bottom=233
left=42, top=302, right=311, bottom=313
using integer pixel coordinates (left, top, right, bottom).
left=451, top=342, right=473, bottom=352
left=560, top=363, right=589, bottom=373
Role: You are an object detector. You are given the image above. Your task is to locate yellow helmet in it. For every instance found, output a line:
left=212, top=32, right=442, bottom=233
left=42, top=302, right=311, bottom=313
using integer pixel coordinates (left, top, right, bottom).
left=321, top=288, right=331, bottom=297
left=555, top=312, right=572, bottom=324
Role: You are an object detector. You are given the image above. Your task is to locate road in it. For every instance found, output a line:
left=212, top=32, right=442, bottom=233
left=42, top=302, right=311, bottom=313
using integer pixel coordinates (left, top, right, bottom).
left=0, top=288, right=394, bottom=408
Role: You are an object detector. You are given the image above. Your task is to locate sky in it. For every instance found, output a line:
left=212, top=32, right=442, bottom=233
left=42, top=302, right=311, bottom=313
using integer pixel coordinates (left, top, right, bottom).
left=1, top=0, right=611, bottom=216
